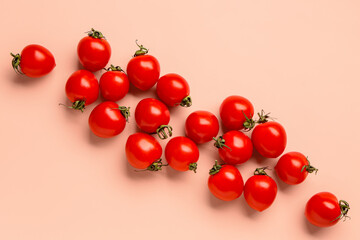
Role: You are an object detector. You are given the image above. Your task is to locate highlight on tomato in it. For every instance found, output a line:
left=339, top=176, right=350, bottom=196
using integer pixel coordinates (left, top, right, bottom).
left=11, top=44, right=55, bottom=77
left=185, top=110, right=219, bottom=144
left=99, top=65, right=129, bottom=101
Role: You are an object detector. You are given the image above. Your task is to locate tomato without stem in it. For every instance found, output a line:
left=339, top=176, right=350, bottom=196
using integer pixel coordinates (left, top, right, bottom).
left=156, top=73, right=192, bottom=107
left=99, top=65, right=129, bottom=101
left=165, top=136, right=199, bottom=172
left=185, top=111, right=219, bottom=144
left=208, top=160, right=244, bottom=201
left=77, top=28, right=111, bottom=72
left=11, top=44, right=55, bottom=77
left=305, top=192, right=350, bottom=227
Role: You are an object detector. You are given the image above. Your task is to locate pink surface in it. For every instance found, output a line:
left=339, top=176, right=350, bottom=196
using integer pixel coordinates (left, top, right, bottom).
left=0, top=0, right=359, bottom=239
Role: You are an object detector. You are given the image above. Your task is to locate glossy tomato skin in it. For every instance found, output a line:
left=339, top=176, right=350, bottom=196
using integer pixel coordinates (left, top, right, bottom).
left=217, top=131, right=253, bottom=165
left=156, top=73, right=190, bottom=107
left=251, top=122, right=287, bottom=158
left=305, top=192, right=342, bottom=227
left=135, top=98, right=170, bottom=133
left=244, top=174, right=277, bottom=212
left=125, top=133, right=162, bottom=169
left=185, top=111, right=219, bottom=144
left=88, top=102, right=127, bottom=138
left=220, top=96, right=254, bottom=131
left=127, top=55, right=160, bottom=90
left=17, top=44, right=55, bottom=77
left=165, top=136, right=199, bottom=172
left=208, top=164, right=244, bottom=201
left=65, top=70, right=99, bottom=105
left=77, top=36, right=111, bottom=72
left=275, top=152, right=311, bottom=185
left=99, top=70, right=129, bottom=101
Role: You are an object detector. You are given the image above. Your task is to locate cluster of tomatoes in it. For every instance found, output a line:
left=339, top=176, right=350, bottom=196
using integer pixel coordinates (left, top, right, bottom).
left=11, top=28, right=350, bottom=229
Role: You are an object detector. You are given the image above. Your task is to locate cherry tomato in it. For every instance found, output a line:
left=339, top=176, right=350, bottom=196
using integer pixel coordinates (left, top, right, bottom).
left=11, top=44, right=55, bottom=77
left=88, top=101, right=129, bottom=138
left=126, top=41, right=160, bottom=91
left=305, top=192, right=350, bottom=227
left=99, top=65, right=129, bottom=101
left=251, top=119, right=287, bottom=158
left=156, top=73, right=191, bottom=107
left=64, top=70, right=99, bottom=112
left=275, top=152, right=318, bottom=185
left=244, top=167, right=277, bottom=212
left=219, top=96, right=254, bottom=130
left=77, top=28, right=111, bottom=72
left=135, top=98, right=172, bottom=139
left=185, top=111, right=219, bottom=144
left=208, top=160, right=244, bottom=201
left=125, top=132, right=166, bottom=171
left=213, top=131, right=253, bottom=165
left=165, top=136, right=199, bottom=172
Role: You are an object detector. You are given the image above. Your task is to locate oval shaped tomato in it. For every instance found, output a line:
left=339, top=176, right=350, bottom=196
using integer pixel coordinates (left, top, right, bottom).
left=185, top=111, right=219, bottom=144
left=11, top=44, right=55, bottom=77
left=251, top=121, right=287, bottom=158
left=99, top=65, right=129, bottom=101
left=156, top=73, right=191, bottom=107
left=125, top=132, right=165, bottom=171
left=219, top=95, right=254, bottom=131
left=208, top=161, right=244, bottom=201
left=244, top=168, right=277, bottom=212
left=64, top=70, right=99, bottom=112
left=165, top=136, right=199, bottom=172
left=77, top=28, right=111, bottom=72
left=275, top=152, right=318, bottom=185
left=135, top=98, right=171, bottom=139
left=305, top=192, right=350, bottom=227
left=213, top=131, right=253, bottom=165
left=126, top=41, right=160, bottom=91
left=88, top=101, right=129, bottom=138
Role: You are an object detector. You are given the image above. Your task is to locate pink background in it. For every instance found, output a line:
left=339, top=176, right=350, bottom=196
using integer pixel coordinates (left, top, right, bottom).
left=0, top=0, right=359, bottom=239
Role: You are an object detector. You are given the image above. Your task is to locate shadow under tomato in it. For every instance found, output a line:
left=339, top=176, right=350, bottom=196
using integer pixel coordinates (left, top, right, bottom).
left=165, top=166, right=188, bottom=180
left=122, top=152, right=159, bottom=180
left=88, top=129, right=118, bottom=146
left=303, top=214, right=325, bottom=235
left=238, top=196, right=259, bottom=218
left=272, top=169, right=294, bottom=193
left=207, top=190, right=240, bottom=210
left=11, top=71, right=49, bottom=86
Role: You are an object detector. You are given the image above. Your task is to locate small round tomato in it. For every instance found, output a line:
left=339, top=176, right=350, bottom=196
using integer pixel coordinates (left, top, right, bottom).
left=125, top=132, right=166, bottom=171
left=99, top=65, right=129, bottom=101
left=135, top=98, right=172, bottom=139
left=126, top=41, right=160, bottom=91
left=244, top=167, right=277, bottom=212
left=165, top=136, right=199, bottom=172
left=208, top=160, right=244, bottom=201
left=77, top=28, right=111, bottom=72
left=219, top=96, right=254, bottom=131
left=88, top=101, right=129, bottom=138
left=156, top=73, right=191, bottom=107
left=64, top=70, right=99, bottom=112
left=305, top=192, right=350, bottom=227
left=185, top=111, right=219, bottom=144
left=11, top=44, right=55, bottom=77
left=213, top=131, right=253, bottom=165
left=275, top=152, right=318, bottom=185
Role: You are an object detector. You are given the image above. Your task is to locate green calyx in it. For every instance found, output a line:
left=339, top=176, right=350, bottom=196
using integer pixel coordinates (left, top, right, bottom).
left=145, top=159, right=168, bottom=171
left=118, top=106, right=130, bottom=122
left=333, top=200, right=350, bottom=222
left=256, top=110, right=271, bottom=124
left=104, top=64, right=124, bottom=72
left=87, top=28, right=105, bottom=39
left=189, top=162, right=198, bottom=173
left=180, top=96, right=192, bottom=107
left=156, top=125, right=173, bottom=140
left=301, top=157, right=318, bottom=174
left=209, top=160, right=222, bottom=175
left=59, top=100, right=86, bottom=112
left=243, top=109, right=271, bottom=131
left=212, top=136, right=231, bottom=150
left=254, top=167, right=269, bottom=176
left=133, top=40, right=149, bottom=57
left=10, top=52, right=23, bottom=74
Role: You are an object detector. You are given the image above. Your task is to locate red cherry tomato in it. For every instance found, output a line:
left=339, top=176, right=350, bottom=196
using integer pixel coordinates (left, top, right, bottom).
left=126, top=41, right=160, bottom=91
left=275, top=152, right=318, bottom=185
left=165, top=136, right=199, bottom=172
left=88, top=101, right=129, bottom=138
left=64, top=70, right=99, bottom=112
left=213, top=131, right=253, bottom=165
left=208, top=161, right=244, bottom=201
left=220, top=96, right=254, bottom=131
left=185, top=111, right=219, bottom=144
left=135, top=98, right=172, bottom=139
left=99, top=65, right=129, bottom=101
left=77, top=28, right=111, bottom=72
left=125, top=133, right=166, bottom=171
left=156, top=73, right=191, bottom=107
left=251, top=120, right=287, bottom=158
left=305, top=192, right=350, bottom=227
left=11, top=44, right=55, bottom=77
left=244, top=168, right=277, bottom=212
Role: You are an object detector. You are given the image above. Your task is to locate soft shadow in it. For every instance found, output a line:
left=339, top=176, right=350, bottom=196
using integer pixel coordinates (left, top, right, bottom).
left=11, top=72, right=48, bottom=86
left=238, top=196, right=258, bottom=218
left=207, top=191, right=239, bottom=209
left=88, top=129, right=117, bottom=146
left=127, top=82, right=157, bottom=98
left=166, top=167, right=187, bottom=180
left=122, top=152, right=158, bottom=180
left=273, top=170, right=293, bottom=193
left=303, top=215, right=324, bottom=235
